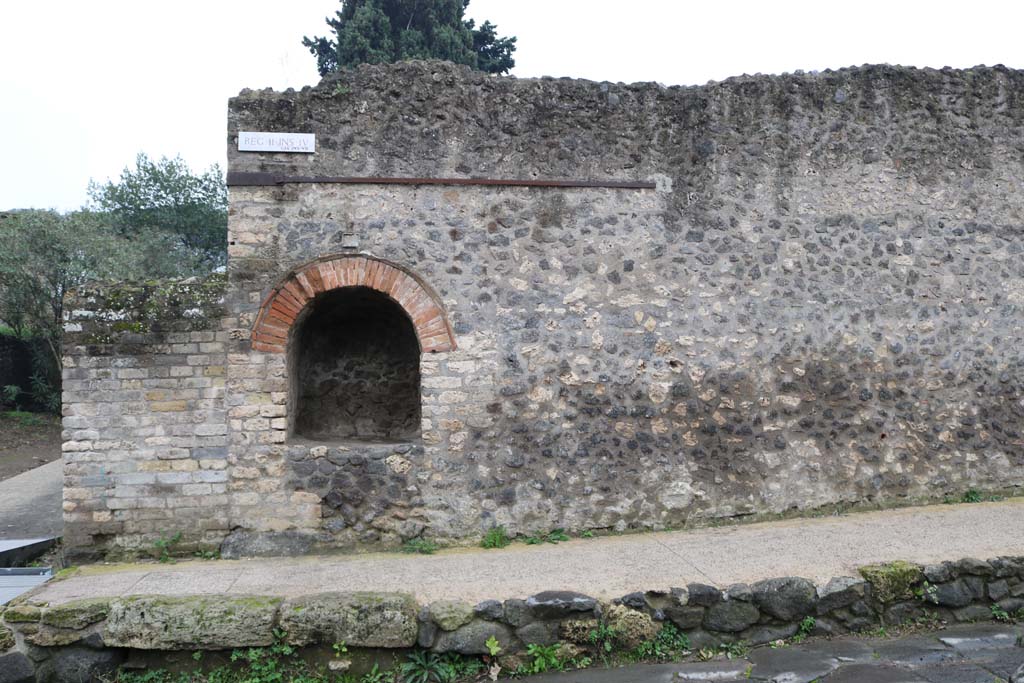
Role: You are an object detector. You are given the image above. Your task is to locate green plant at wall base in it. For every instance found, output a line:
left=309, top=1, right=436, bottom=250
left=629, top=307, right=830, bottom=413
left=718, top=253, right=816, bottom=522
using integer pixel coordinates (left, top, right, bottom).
left=913, top=581, right=939, bottom=604
left=401, top=538, right=438, bottom=555
left=358, top=663, right=388, bottom=683
left=962, top=489, right=983, bottom=503
left=113, top=634, right=336, bottom=682
left=992, top=604, right=1012, bottom=623
left=485, top=635, right=502, bottom=657
left=400, top=650, right=454, bottom=683
left=631, top=623, right=691, bottom=661
left=152, top=531, right=182, bottom=563
left=568, top=655, right=593, bottom=670
left=229, top=640, right=299, bottom=682
left=587, top=622, right=619, bottom=655
left=719, top=640, right=749, bottom=659
left=525, top=643, right=564, bottom=673
left=524, top=529, right=571, bottom=545
left=440, top=653, right=485, bottom=679
left=791, top=616, right=816, bottom=644
left=481, top=526, right=511, bottom=549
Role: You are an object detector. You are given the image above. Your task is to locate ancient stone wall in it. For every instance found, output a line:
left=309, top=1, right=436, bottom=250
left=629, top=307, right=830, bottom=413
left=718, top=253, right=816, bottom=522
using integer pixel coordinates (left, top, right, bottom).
left=61, top=278, right=229, bottom=560
left=219, top=61, right=1024, bottom=556
left=63, top=61, right=1024, bottom=559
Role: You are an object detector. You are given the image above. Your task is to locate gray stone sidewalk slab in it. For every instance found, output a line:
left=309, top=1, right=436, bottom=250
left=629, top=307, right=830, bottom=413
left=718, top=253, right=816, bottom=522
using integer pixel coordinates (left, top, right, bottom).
left=938, top=624, right=1023, bottom=652
left=961, top=648, right=1024, bottom=679
left=484, top=626, right=1024, bottom=683
left=821, top=664, right=927, bottom=682
left=25, top=499, right=1024, bottom=607
left=873, top=637, right=965, bottom=666
left=747, top=646, right=840, bottom=682
left=914, top=663, right=1003, bottom=683
left=795, top=638, right=876, bottom=664
left=528, top=663, right=696, bottom=682
left=0, top=460, right=62, bottom=541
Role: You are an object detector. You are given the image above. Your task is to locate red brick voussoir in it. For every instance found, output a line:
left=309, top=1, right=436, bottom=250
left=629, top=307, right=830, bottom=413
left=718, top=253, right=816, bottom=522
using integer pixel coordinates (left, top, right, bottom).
left=250, top=255, right=457, bottom=354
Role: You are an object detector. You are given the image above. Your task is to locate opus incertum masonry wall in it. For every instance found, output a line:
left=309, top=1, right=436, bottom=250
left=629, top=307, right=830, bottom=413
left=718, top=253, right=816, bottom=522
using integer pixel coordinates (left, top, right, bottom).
left=62, top=61, right=1024, bottom=560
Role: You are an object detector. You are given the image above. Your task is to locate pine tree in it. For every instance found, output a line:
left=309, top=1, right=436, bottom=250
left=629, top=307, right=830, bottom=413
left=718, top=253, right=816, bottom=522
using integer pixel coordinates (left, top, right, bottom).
left=303, top=0, right=516, bottom=77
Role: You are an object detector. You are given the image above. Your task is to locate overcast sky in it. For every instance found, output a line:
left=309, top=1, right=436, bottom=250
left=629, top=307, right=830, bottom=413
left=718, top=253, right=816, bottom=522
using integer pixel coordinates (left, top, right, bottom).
left=2, top=0, right=1023, bottom=211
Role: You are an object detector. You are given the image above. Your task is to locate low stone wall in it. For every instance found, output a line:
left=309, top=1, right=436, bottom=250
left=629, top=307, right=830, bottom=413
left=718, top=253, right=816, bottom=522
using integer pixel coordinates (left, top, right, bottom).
left=61, top=276, right=230, bottom=561
left=3, top=555, right=1023, bottom=681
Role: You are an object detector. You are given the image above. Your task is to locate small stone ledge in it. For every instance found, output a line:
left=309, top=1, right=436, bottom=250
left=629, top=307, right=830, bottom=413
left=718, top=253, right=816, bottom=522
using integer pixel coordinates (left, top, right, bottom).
left=3, top=556, right=1024, bottom=681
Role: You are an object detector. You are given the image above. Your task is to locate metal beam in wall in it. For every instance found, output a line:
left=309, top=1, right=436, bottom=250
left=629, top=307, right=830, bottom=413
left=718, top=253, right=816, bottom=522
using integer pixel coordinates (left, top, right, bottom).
left=226, top=172, right=656, bottom=190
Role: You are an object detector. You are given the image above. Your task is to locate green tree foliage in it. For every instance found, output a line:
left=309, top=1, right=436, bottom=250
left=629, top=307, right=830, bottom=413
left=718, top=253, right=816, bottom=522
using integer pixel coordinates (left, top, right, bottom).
left=0, top=209, right=208, bottom=409
left=88, top=153, right=227, bottom=266
left=303, top=0, right=516, bottom=77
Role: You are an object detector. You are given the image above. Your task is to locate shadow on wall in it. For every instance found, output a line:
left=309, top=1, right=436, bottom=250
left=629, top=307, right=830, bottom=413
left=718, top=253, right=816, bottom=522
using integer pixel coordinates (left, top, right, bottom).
left=290, top=286, right=421, bottom=443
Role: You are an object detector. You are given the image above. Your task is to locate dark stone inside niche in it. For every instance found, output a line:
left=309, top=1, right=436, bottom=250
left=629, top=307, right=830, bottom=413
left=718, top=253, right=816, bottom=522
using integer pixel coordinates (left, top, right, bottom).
left=292, top=286, right=420, bottom=442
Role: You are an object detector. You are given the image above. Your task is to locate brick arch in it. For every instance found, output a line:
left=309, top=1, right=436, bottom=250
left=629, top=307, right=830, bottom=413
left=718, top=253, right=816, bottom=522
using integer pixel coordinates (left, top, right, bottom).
left=251, top=255, right=456, bottom=354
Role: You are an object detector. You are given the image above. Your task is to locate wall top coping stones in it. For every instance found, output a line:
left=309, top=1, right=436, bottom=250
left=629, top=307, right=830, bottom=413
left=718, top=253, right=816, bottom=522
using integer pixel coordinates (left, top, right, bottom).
left=63, top=275, right=227, bottom=345
left=227, top=60, right=1024, bottom=183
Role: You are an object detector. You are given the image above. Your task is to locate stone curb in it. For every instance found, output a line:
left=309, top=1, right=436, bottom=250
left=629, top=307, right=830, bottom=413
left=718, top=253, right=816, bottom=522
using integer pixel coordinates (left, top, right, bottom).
left=2, top=555, right=1023, bottom=682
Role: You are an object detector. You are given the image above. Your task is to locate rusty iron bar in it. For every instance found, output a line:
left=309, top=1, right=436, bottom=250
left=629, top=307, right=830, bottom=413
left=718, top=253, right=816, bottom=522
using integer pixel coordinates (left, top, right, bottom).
left=227, top=171, right=656, bottom=190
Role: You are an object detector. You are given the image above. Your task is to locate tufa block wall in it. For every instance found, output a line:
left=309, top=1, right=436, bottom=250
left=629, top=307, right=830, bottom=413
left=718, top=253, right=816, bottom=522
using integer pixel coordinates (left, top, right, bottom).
left=61, top=278, right=229, bottom=560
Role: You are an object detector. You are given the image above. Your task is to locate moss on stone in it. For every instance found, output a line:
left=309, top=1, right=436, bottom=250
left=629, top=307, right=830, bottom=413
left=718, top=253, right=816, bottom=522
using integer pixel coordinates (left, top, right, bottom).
left=0, top=622, right=13, bottom=652
left=859, top=561, right=924, bottom=604
left=279, top=592, right=419, bottom=648
left=3, top=604, right=42, bottom=623
left=604, top=604, right=659, bottom=650
left=428, top=600, right=474, bottom=631
left=104, top=593, right=283, bottom=650
left=110, top=321, right=146, bottom=333
left=560, top=618, right=600, bottom=644
left=70, top=273, right=228, bottom=344
left=40, top=598, right=111, bottom=630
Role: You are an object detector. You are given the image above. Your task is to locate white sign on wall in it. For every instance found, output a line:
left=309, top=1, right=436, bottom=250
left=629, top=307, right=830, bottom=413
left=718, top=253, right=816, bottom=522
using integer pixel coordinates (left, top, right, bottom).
left=238, top=131, right=316, bottom=153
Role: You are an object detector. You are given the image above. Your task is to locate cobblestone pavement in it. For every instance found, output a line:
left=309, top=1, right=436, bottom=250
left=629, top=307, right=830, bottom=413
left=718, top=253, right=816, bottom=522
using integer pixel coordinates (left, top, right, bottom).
left=527, top=624, right=1024, bottom=683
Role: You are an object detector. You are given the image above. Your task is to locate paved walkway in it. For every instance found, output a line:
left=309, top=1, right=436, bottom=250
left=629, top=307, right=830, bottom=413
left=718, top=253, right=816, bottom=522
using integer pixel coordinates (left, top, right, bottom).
left=30, top=499, right=1024, bottom=607
left=528, top=624, right=1024, bottom=683
left=0, top=460, right=61, bottom=540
